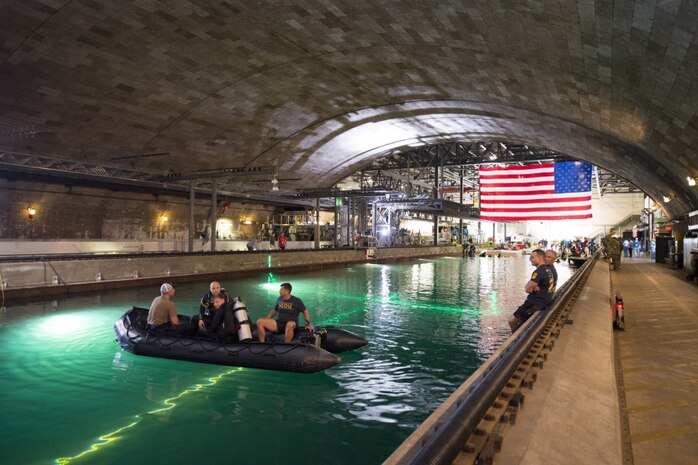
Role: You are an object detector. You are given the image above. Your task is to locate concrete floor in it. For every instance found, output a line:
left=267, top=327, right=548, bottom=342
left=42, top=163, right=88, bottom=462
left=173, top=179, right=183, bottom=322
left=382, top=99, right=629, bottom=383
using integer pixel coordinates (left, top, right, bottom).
left=496, top=257, right=698, bottom=465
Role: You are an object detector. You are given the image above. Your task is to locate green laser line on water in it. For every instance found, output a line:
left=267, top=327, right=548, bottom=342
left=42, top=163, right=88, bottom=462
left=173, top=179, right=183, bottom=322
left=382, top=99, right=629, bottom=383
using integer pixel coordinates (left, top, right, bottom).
left=54, top=367, right=244, bottom=464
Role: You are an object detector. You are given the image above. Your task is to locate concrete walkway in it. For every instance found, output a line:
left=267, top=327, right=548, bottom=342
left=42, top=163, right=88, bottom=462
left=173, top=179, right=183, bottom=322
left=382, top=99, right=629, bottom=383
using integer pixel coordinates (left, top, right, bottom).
left=496, top=260, right=621, bottom=465
left=496, top=257, right=698, bottom=465
left=612, top=258, right=698, bottom=465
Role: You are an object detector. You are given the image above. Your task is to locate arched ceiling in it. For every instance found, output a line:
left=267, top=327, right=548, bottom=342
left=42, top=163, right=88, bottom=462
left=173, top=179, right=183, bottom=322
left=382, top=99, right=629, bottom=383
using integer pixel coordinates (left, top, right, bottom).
left=1, top=1, right=697, bottom=217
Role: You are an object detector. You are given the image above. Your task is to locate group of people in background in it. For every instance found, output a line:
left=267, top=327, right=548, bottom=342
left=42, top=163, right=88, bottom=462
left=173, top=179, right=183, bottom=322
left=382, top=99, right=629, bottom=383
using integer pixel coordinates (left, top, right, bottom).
left=246, top=229, right=288, bottom=251
left=622, top=237, right=643, bottom=257
left=145, top=281, right=312, bottom=343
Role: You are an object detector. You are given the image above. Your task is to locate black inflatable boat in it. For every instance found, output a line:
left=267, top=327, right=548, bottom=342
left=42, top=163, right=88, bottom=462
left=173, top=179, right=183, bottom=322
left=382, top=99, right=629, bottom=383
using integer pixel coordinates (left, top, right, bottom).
left=114, top=306, right=368, bottom=373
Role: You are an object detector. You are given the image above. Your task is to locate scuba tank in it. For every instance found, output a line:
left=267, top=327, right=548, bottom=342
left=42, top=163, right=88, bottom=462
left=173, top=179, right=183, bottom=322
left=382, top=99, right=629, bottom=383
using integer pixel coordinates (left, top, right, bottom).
left=232, top=298, right=253, bottom=342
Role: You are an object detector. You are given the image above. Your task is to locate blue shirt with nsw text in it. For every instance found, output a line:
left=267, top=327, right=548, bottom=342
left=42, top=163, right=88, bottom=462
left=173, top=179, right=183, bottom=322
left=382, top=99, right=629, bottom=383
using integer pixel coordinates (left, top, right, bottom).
left=275, top=296, right=307, bottom=324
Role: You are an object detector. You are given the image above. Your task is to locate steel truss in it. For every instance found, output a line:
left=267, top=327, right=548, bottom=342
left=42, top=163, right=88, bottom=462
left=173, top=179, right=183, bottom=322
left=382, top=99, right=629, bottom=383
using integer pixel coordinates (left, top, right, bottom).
left=0, top=150, right=311, bottom=207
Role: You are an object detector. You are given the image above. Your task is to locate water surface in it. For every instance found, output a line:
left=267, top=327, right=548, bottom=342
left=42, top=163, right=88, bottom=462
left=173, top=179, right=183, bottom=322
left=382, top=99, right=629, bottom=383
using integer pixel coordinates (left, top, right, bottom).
left=0, top=256, right=572, bottom=465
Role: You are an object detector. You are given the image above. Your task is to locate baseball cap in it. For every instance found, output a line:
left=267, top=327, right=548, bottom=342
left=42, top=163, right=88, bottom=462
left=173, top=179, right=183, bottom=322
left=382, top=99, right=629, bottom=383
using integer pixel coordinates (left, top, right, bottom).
left=160, top=283, right=174, bottom=294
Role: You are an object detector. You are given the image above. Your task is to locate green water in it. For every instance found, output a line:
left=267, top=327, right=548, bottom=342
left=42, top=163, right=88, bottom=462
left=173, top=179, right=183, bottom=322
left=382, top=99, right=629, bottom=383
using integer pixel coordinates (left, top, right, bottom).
left=0, top=256, right=571, bottom=465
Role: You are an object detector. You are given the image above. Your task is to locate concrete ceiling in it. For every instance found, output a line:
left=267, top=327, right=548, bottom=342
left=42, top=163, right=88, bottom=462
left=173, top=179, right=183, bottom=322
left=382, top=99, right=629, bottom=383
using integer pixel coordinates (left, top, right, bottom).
left=1, top=1, right=697, bottom=217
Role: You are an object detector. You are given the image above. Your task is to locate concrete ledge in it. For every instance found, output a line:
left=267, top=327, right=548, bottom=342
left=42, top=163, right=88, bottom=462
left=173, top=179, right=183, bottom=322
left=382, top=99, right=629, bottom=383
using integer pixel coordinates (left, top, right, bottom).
left=0, top=246, right=459, bottom=303
left=496, top=261, right=622, bottom=465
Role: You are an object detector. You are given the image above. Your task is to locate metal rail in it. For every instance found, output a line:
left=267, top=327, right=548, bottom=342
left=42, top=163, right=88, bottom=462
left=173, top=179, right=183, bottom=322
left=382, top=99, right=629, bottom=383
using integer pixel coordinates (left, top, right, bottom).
left=384, top=253, right=599, bottom=465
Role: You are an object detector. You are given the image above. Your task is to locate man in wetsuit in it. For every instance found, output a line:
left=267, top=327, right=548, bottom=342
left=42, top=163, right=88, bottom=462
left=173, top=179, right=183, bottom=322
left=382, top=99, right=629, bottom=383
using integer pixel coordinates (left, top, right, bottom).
left=256, top=282, right=312, bottom=342
left=192, top=281, right=231, bottom=335
left=508, top=249, right=554, bottom=333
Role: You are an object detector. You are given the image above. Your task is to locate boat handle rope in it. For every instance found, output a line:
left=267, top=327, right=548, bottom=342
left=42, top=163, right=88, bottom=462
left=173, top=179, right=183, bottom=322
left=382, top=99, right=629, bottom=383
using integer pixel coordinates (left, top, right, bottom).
left=124, top=315, right=312, bottom=356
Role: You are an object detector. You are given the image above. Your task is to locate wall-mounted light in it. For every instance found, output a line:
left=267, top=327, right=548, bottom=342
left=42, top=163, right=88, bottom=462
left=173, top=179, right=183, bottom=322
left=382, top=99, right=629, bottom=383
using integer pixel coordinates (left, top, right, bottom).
left=271, top=176, right=279, bottom=191
left=688, top=176, right=697, bottom=187
left=159, top=213, right=169, bottom=223
left=26, top=206, right=36, bottom=220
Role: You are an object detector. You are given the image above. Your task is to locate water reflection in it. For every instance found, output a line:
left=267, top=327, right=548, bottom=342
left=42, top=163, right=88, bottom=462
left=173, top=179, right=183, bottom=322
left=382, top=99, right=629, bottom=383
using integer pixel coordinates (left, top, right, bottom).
left=0, top=255, right=573, bottom=465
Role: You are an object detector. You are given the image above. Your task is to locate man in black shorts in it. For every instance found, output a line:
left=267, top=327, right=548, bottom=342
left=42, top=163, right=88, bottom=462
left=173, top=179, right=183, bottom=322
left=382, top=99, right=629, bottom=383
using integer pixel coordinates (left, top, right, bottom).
left=508, top=249, right=554, bottom=333
left=256, top=282, right=312, bottom=342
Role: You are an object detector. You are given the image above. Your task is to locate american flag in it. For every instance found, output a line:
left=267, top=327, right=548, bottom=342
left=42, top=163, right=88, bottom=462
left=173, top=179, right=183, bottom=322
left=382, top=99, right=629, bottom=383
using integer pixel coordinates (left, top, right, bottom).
left=479, top=162, right=593, bottom=221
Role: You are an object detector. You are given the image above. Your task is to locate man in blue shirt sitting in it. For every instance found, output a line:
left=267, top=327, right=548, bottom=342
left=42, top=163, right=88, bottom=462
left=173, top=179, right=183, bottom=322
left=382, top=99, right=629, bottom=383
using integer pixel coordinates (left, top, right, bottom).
left=256, top=282, right=313, bottom=342
left=508, top=249, right=555, bottom=333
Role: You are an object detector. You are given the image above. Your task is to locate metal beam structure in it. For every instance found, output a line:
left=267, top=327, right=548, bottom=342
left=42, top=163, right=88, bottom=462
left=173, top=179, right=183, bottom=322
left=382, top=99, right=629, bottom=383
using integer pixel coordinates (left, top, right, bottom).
left=0, top=150, right=312, bottom=207
left=348, top=141, right=642, bottom=199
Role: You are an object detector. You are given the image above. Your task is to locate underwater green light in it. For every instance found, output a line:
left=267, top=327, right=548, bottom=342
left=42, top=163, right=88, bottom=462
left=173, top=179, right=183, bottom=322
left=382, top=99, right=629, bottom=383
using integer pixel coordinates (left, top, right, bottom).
left=54, top=367, right=244, bottom=464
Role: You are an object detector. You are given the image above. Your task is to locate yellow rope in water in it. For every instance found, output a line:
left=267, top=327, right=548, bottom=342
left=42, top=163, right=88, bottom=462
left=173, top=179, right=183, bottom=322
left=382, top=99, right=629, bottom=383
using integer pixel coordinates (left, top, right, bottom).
left=54, top=367, right=244, bottom=464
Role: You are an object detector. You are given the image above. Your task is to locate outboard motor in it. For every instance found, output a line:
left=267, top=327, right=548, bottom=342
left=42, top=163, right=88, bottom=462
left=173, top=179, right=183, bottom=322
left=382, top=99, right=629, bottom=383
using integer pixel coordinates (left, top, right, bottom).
left=232, top=298, right=253, bottom=342
left=299, top=327, right=328, bottom=349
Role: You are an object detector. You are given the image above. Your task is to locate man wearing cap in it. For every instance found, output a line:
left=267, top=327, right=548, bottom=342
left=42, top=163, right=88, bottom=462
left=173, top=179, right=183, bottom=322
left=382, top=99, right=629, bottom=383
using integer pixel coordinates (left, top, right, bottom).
left=147, top=283, right=184, bottom=333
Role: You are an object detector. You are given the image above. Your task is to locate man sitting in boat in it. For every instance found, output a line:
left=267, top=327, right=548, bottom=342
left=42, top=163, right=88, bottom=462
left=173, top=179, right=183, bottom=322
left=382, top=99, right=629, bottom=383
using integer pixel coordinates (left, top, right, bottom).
left=192, top=281, right=231, bottom=335
left=205, top=293, right=238, bottom=340
left=256, top=282, right=312, bottom=342
left=147, top=283, right=187, bottom=334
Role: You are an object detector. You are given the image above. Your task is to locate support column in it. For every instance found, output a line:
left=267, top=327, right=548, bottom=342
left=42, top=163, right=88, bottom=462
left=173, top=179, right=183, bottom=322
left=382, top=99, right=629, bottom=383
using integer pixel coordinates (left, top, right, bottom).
left=334, top=198, right=339, bottom=248
left=459, top=165, right=464, bottom=245
left=210, top=178, right=217, bottom=252
left=315, top=198, right=320, bottom=250
left=433, top=215, right=438, bottom=245
left=189, top=181, right=196, bottom=252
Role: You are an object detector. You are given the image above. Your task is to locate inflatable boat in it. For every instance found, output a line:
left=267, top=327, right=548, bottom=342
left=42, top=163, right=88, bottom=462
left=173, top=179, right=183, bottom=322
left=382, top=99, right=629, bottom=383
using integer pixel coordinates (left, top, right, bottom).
left=114, top=306, right=368, bottom=373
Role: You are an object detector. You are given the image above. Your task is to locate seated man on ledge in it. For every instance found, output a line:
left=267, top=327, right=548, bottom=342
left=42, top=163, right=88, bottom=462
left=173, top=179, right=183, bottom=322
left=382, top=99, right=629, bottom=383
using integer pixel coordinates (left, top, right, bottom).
left=256, top=282, right=312, bottom=342
left=508, top=249, right=554, bottom=333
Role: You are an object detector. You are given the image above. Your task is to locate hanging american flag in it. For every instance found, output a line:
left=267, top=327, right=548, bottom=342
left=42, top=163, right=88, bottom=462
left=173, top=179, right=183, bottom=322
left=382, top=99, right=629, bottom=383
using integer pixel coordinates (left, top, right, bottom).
left=479, top=161, right=593, bottom=221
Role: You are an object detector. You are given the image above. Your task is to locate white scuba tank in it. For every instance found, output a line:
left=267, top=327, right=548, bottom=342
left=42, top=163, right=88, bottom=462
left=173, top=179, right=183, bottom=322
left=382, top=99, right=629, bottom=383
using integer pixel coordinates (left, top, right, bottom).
left=232, top=298, right=253, bottom=342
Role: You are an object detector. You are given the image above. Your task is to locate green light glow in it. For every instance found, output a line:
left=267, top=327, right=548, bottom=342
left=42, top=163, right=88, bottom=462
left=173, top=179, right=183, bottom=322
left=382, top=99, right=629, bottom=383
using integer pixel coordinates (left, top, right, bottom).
left=267, top=255, right=272, bottom=268
left=54, top=367, right=244, bottom=464
left=40, top=314, right=91, bottom=337
left=267, top=272, right=275, bottom=283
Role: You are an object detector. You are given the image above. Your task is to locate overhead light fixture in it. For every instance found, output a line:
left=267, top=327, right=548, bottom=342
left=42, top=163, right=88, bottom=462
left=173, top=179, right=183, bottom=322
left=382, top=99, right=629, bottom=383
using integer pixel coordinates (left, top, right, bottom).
left=662, top=195, right=674, bottom=203
left=271, top=176, right=279, bottom=191
left=688, top=176, right=697, bottom=186
left=26, top=206, right=36, bottom=220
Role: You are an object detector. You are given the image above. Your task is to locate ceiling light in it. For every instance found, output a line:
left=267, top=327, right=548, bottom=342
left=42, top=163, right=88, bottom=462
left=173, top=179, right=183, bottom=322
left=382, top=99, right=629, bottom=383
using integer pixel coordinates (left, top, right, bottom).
left=271, top=176, right=279, bottom=191
left=688, top=176, right=697, bottom=186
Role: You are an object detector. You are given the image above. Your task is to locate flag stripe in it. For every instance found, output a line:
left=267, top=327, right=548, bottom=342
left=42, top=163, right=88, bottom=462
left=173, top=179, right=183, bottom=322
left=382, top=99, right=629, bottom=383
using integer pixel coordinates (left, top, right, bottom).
left=480, top=194, right=592, bottom=202
left=479, top=162, right=592, bottom=221
left=480, top=204, right=592, bottom=212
